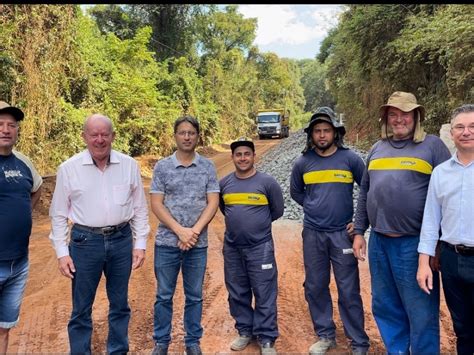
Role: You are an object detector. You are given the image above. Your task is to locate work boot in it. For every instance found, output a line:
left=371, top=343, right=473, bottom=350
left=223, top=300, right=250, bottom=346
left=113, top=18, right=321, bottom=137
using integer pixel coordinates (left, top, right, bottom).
left=309, top=338, right=336, bottom=354
left=230, top=334, right=252, bottom=351
left=260, top=341, right=277, bottom=355
left=184, top=344, right=202, bottom=355
left=152, top=343, right=168, bottom=355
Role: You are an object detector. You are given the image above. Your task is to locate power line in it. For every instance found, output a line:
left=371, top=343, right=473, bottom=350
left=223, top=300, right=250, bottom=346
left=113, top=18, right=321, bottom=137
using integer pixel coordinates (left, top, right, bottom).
left=148, top=36, right=188, bottom=58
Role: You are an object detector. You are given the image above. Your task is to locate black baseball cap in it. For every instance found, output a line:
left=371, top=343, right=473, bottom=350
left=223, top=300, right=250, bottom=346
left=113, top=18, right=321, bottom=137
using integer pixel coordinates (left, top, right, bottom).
left=0, top=101, right=24, bottom=121
left=230, top=137, right=255, bottom=153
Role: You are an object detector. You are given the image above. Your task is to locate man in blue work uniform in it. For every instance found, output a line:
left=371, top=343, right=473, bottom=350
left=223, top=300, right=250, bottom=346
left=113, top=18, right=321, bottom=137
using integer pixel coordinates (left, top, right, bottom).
left=290, top=107, right=369, bottom=355
left=220, top=137, right=284, bottom=355
left=353, top=92, right=451, bottom=354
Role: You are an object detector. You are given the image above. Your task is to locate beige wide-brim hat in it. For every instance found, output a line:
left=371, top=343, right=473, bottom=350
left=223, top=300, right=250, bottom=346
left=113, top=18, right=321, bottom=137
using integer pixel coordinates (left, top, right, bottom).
left=379, top=91, right=425, bottom=122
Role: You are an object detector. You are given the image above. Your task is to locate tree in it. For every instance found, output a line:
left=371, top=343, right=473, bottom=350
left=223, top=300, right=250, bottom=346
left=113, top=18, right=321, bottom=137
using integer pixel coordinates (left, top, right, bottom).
left=299, top=59, right=335, bottom=113
left=196, top=5, right=256, bottom=58
left=322, top=4, right=471, bottom=145
left=88, top=4, right=142, bottom=40
left=129, top=4, right=206, bottom=61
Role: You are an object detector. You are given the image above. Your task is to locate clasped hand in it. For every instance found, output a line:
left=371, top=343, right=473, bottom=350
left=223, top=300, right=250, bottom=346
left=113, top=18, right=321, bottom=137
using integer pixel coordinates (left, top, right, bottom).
left=177, top=227, right=199, bottom=251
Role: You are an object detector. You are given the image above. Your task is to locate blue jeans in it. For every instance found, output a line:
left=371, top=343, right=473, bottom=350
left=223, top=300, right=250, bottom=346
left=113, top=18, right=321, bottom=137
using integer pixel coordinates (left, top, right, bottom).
left=369, top=230, right=439, bottom=354
left=223, top=240, right=279, bottom=344
left=440, top=242, right=474, bottom=355
left=153, top=246, right=207, bottom=347
left=0, top=255, right=29, bottom=329
left=68, top=224, right=133, bottom=355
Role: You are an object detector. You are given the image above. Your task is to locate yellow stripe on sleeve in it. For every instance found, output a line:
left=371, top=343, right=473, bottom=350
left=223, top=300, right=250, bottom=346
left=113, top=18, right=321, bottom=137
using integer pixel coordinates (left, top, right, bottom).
left=223, top=193, right=269, bottom=205
left=368, top=157, right=432, bottom=175
left=303, top=170, right=354, bottom=184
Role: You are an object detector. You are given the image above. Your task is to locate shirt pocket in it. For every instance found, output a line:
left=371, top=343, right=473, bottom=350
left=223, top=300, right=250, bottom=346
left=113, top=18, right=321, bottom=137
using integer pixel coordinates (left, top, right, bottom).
left=113, top=184, right=131, bottom=205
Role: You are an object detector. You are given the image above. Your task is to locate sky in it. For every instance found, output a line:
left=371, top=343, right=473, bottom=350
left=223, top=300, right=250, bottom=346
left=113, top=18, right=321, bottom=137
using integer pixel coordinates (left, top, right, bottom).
left=236, top=5, right=347, bottom=60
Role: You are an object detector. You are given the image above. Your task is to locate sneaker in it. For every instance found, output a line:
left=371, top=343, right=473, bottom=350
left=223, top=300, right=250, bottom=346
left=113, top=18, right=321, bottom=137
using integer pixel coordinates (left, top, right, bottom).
left=185, top=344, right=202, bottom=355
left=230, top=334, right=252, bottom=351
left=309, top=338, right=336, bottom=354
left=260, top=342, right=277, bottom=355
left=152, top=343, right=168, bottom=355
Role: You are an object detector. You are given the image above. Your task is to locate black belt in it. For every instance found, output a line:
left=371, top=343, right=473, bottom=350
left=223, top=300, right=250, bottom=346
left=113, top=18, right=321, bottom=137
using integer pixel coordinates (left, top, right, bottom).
left=73, top=221, right=129, bottom=236
left=442, top=241, right=474, bottom=256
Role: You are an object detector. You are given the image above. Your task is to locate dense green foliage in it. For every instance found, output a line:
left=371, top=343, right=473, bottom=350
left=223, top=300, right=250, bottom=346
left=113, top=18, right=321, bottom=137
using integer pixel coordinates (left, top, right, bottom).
left=0, top=4, right=472, bottom=173
left=0, top=5, right=305, bottom=174
left=320, top=4, right=473, bottom=147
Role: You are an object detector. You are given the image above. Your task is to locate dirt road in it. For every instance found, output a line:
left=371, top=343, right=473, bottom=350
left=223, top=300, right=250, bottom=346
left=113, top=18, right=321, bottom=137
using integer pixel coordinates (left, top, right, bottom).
left=9, top=139, right=455, bottom=353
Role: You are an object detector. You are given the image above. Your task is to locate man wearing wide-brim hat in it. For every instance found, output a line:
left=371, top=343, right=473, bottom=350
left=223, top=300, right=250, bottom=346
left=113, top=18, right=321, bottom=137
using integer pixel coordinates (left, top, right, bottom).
left=352, top=91, right=451, bottom=353
left=0, top=101, right=43, bottom=353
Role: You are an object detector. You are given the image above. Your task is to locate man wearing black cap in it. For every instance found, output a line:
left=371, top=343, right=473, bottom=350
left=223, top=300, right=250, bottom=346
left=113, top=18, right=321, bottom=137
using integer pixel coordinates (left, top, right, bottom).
left=290, top=107, right=369, bottom=355
left=0, top=101, right=42, bottom=353
left=219, top=137, right=284, bottom=355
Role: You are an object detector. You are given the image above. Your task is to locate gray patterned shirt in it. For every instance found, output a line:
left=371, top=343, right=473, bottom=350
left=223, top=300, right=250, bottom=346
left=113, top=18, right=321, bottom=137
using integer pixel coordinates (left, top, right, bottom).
left=150, top=152, right=220, bottom=248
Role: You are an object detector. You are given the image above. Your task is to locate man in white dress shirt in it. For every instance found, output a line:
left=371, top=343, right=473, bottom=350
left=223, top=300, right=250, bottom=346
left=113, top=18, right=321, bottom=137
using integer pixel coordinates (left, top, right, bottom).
left=417, top=104, right=474, bottom=354
left=49, top=114, right=150, bottom=355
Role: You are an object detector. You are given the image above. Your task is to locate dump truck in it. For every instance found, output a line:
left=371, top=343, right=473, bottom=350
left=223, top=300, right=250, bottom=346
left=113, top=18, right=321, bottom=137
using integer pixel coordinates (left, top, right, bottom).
left=256, top=109, right=290, bottom=139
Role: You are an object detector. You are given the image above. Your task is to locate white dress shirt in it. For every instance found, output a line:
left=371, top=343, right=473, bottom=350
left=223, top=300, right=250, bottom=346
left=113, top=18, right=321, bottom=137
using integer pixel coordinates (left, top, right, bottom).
left=49, top=149, right=150, bottom=258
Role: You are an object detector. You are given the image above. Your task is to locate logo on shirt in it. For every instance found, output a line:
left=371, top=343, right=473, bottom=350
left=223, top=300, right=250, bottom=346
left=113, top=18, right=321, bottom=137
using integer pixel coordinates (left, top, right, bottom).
left=303, top=170, right=354, bottom=184
left=4, top=169, right=23, bottom=179
left=368, top=157, right=432, bottom=175
left=223, top=193, right=269, bottom=205
left=3, top=170, right=23, bottom=183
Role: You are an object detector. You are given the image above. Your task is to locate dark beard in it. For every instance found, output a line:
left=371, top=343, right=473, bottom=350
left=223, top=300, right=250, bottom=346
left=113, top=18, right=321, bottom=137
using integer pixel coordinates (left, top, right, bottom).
left=314, top=140, right=333, bottom=152
left=316, top=145, right=331, bottom=153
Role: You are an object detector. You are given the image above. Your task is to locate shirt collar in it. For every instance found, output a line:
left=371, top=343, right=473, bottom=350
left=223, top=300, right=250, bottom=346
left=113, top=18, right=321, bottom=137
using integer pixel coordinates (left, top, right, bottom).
left=171, top=151, right=200, bottom=168
left=451, top=151, right=474, bottom=168
left=82, top=149, right=119, bottom=166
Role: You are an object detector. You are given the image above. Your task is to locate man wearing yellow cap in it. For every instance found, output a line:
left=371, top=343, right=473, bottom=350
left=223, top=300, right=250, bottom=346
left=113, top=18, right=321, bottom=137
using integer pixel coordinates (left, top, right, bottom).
left=352, top=92, right=451, bottom=353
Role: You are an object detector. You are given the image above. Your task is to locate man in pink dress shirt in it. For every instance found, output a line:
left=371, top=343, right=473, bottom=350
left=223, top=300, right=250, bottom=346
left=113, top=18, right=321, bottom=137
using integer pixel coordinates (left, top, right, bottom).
left=49, top=114, right=150, bottom=354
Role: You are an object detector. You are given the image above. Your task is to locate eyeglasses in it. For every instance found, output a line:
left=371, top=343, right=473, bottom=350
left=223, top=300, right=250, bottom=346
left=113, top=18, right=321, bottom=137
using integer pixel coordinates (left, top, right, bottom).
left=176, top=130, right=197, bottom=137
left=451, top=124, right=474, bottom=134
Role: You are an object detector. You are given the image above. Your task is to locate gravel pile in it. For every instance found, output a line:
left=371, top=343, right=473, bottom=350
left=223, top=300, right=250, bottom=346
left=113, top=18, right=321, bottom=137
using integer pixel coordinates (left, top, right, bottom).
left=256, top=129, right=368, bottom=221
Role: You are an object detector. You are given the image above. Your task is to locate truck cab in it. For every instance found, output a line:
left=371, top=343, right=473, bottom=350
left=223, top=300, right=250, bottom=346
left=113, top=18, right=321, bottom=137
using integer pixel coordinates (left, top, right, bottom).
left=256, top=109, right=290, bottom=139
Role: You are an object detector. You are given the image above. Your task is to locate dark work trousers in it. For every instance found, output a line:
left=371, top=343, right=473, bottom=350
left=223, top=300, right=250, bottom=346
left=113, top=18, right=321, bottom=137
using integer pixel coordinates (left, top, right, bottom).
left=440, top=241, right=474, bottom=355
left=302, top=227, right=369, bottom=351
left=223, top=239, right=279, bottom=344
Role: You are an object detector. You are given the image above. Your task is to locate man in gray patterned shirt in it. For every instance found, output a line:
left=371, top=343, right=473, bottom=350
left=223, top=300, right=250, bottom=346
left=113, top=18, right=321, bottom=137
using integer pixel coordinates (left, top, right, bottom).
left=150, top=115, right=220, bottom=355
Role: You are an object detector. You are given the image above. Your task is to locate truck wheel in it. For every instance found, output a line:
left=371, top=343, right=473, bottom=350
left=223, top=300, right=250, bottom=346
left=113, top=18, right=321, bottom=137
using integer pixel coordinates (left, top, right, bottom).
left=259, top=135, right=264, bottom=140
